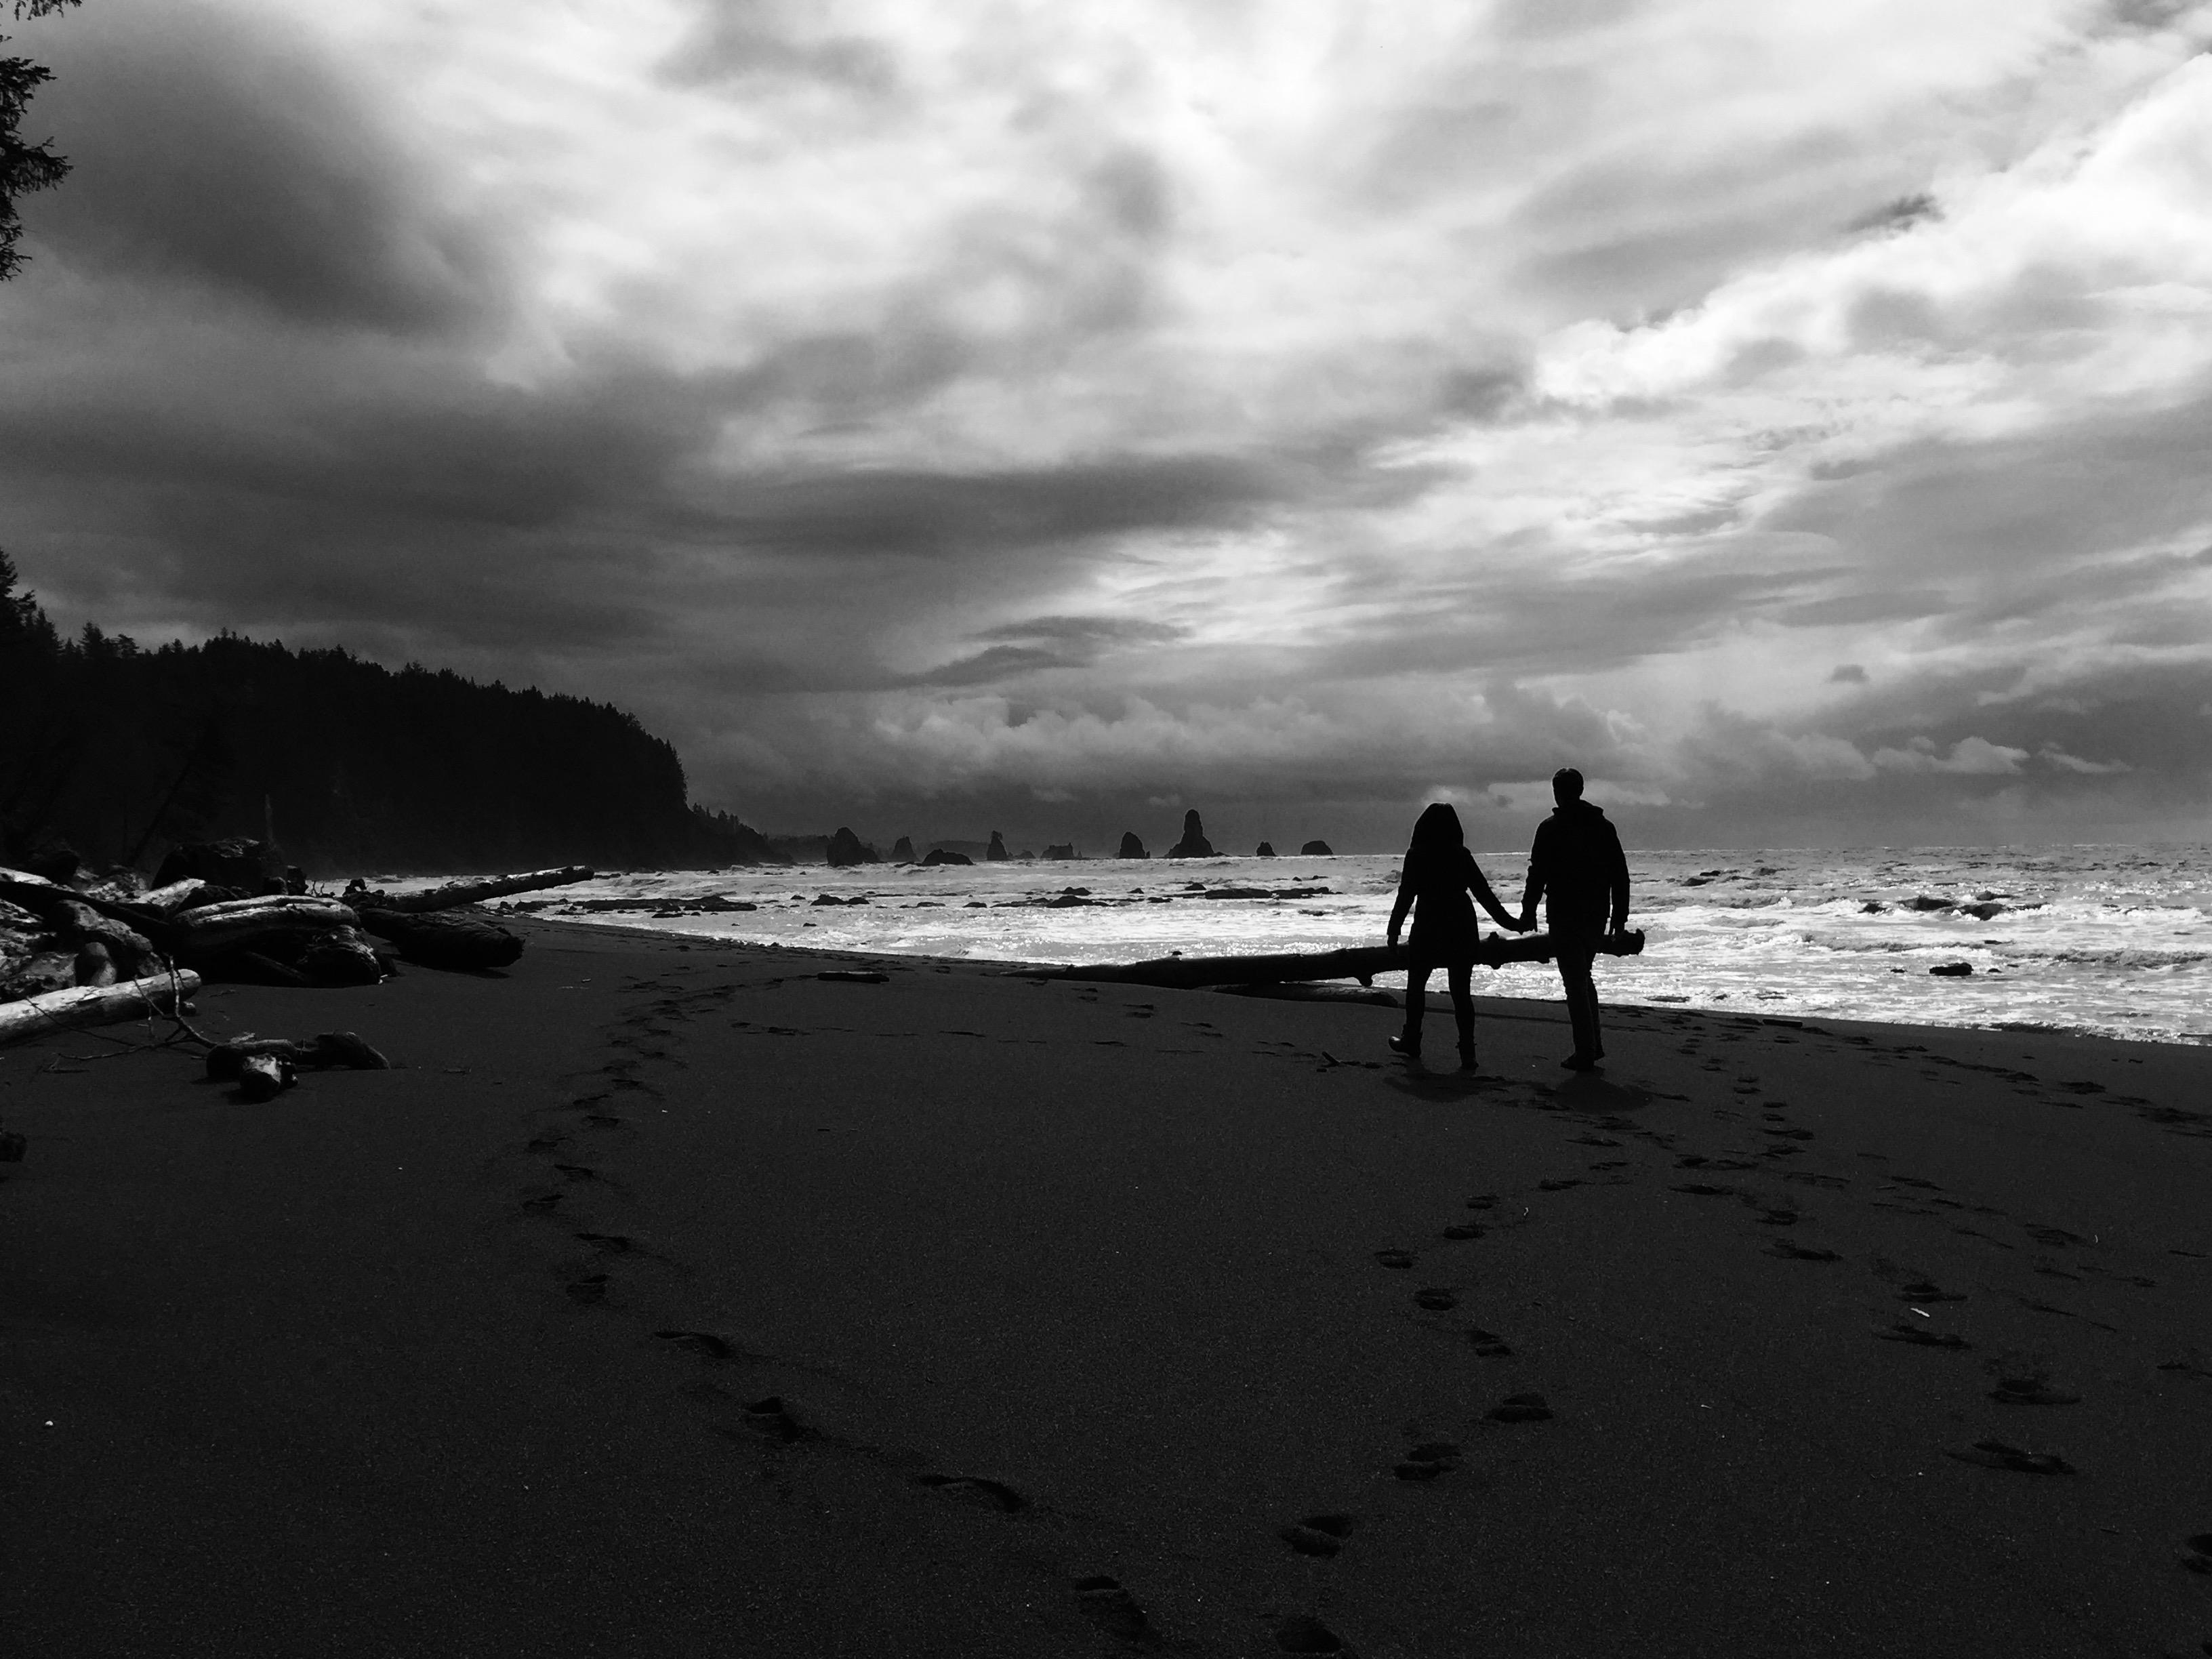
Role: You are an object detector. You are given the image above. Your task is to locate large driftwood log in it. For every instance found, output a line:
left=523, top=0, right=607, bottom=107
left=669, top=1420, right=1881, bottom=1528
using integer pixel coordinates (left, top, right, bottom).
left=375, top=867, right=594, bottom=914
left=1057, top=930, right=1645, bottom=991
left=0, top=970, right=203, bottom=1047
left=170, top=896, right=359, bottom=956
left=0, top=867, right=170, bottom=940
left=356, top=907, right=525, bottom=970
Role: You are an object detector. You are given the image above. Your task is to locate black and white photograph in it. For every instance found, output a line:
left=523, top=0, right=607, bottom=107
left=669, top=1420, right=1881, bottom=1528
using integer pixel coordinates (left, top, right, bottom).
left=3, top=1, right=2211, bottom=1652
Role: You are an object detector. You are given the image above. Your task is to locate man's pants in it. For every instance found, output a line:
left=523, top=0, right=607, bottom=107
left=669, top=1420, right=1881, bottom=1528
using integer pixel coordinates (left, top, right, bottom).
left=1554, top=933, right=1603, bottom=1059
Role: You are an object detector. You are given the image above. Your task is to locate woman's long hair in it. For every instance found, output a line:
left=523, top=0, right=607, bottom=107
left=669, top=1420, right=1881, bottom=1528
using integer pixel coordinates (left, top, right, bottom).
left=1408, top=801, right=1465, bottom=856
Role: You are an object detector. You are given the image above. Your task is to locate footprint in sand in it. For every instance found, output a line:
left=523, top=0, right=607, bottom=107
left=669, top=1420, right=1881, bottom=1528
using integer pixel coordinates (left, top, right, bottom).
left=1465, top=1194, right=1498, bottom=1210
left=1393, top=1440, right=1461, bottom=1479
left=520, top=1192, right=564, bottom=1213
left=1487, top=1393, right=1553, bottom=1422
left=565, top=1273, right=609, bottom=1304
left=1672, top=1183, right=1738, bottom=1197
left=1275, top=1614, right=1349, bottom=1654
left=1946, top=1439, right=2075, bottom=1475
left=1990, top=1376, right=2081, bottom=1406
left=1766, top=1241, right=1840, bottom=1262
left=1876, top=1323, right=1970, bottom=1349
left=1469, top=1327, right=1515, bottom=1357
left=912, top=1473, right=1027, bottom=1512
left=1414, top=1288, right=1458, bottom=1311
left=583, top=1114, right=623, bottom=1130
left=655, top=1329, right=737, bottom=1361
left=1073, top=1577, right=1158, bottom=1645
left=1440, top=1223, right=1486, bottom=1240
left=1537, top=1178, right=1582, bottom=1191
left=1279, top=1514, right=1356, bottom=1557
left=1898, top=1279, right=1966, bottom=1302
left=525, top=1135, right=567, bottom=1154
left=1374, top=1249, right=1415, bottom=1270
left=2178, top=1534, right=2212, bottom=1574
left=740, top=1395, right=808, bottom=1442
left=574, top=1232, right=632, bottom=1254
left=553, top=1164, right=598, bottom=1182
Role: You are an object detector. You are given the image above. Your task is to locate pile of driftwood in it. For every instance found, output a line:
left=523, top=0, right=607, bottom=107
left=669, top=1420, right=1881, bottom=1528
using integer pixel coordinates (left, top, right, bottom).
left=0, top=842, right=595, bottom=1048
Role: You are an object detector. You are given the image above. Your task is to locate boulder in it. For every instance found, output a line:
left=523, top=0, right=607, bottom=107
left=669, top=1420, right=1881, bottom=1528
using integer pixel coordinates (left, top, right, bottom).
left=1117, top=832, right=1148, bottom=859
left=18, top=842, right=83, bottom=885
left=891, top=836, right=916, bottom=863
left=1166, top=811, right=1214, bottom=859
left=1300, top=840, right=1333, bottom=857
left=922, top=848, right=973, bottom=867
left=1254, top=842, right=1275, bottom=857
left=986, top=832, right=1010, bottom=862
left=826, top=827, right=878, bottom=867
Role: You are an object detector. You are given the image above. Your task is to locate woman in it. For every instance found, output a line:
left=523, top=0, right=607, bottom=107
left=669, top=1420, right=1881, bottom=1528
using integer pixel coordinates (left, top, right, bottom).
left=1385, top=802, right=1524, bottom=1069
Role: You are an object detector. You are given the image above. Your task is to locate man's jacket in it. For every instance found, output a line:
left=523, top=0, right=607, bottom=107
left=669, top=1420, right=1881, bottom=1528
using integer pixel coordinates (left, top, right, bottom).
left=1522, top=800, right=1630, bottom=934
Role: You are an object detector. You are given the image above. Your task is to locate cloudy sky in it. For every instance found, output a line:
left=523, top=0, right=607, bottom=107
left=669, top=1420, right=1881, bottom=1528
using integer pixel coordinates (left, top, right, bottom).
left=6, top=0, right=2211, bottom=853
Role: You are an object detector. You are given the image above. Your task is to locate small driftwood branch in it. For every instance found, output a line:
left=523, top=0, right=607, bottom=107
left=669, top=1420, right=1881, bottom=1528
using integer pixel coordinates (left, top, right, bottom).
left=1056, top=930, right=1645, bottom=991
left=0, top=970, right=204, bottom=1048
left=377, top=867, right=594, bottom=914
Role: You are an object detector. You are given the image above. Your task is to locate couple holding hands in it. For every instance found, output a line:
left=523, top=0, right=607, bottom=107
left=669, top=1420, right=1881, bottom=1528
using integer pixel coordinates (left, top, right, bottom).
left=1385, top=767, right=1631, bottom=1073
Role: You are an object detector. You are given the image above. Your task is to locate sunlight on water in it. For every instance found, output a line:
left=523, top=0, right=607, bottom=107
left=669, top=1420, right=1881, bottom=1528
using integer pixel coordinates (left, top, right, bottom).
left=381, top=844, right=2212, bottom=1047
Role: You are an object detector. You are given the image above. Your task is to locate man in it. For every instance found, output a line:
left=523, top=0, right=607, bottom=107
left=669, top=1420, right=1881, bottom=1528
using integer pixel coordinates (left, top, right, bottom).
left=1520, top=768, right=1631, bottom=1070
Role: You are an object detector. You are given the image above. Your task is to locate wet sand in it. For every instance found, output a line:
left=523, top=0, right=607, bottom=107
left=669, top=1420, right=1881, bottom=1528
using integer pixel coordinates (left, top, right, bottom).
left=4, top=919, right=2211, bottom=1657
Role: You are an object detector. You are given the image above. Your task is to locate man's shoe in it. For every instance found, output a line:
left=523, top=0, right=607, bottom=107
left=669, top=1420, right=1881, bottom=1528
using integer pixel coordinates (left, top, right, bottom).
left=1560, top=1052, right=1599, bottom=1071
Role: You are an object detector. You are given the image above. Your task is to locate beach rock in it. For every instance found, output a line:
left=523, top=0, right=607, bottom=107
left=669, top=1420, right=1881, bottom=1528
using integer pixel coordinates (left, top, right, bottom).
left=1300, top=839, right=1332, bottom=856
left=922, top=848, right=972, bottom=867
left=1118, top=832, right=1148, bottom=859
left=3, top=948, right=85, bottom=999
left=154, top=838, right=295, bottom=897
left=1254, top=841, right=1275, bottom=857
left=1961, top=901, right=2007, bottom=920
left=1043, top=843, right=1076, bottom=860
left=1167, top=811, right=1214, bottom=859
left=986, top=831, right=1009, bottom=862
left=1860, top=900, right=1887, bottom=913
left=825, top=827, right=876, bottom=867
left=1929, top=962, right=1974, bottom=977
left=73, top=939, right=119, bottom=987
left=891, top=836, right=916, bottom=863
left=1906, top=895, right=1955, bottom=912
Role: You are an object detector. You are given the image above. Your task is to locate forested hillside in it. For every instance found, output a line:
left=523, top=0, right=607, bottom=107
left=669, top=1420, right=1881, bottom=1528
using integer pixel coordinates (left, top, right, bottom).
left=0, top=555, right=775, bottom=875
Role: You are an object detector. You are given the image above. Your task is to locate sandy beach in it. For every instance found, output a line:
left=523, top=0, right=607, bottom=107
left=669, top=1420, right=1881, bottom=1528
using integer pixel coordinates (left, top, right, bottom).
left=5, top=919, right=2211, bottom=1658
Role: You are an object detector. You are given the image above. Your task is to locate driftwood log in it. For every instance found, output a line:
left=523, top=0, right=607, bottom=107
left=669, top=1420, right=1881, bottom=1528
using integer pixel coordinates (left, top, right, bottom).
left=0, top=970, right=203, bottom=1047
left=169, top=896, right=359, bottom=956
left=1057, top=930, right=1646, bottom=991
left=373, top=867, right=594, bottom=914
left=356, top=908, right=524, bottom=971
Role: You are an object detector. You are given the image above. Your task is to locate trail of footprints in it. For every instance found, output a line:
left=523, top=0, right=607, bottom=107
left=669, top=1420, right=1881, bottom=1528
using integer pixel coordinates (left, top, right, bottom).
left=509, top=977, right=2212, bottom=1653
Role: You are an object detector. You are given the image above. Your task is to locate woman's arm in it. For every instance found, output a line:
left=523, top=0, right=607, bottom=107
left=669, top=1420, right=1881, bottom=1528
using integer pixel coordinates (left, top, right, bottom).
left=1387, top=857, right=1416, bottom=947
left=1467, top=853, right=1523, bottom=931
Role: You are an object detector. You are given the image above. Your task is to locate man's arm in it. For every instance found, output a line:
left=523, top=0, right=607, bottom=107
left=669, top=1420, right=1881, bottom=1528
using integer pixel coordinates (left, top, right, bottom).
left=1607, top=823, right=1631, bottom=933
left=1519, top=822, right=1550, bottom=932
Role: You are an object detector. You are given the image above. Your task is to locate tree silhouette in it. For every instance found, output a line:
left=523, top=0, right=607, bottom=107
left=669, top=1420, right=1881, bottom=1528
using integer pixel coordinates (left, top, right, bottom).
left=0, top=1, right=78, bottom=281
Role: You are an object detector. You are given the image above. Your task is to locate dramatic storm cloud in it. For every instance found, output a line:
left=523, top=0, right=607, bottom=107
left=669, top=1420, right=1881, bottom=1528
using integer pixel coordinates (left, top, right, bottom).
left=5, top=0, right=2211, bottom=851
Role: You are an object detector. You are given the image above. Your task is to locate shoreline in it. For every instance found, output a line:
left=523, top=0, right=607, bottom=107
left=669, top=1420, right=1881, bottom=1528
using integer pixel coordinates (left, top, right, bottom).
left=518, top=909, right=2212, bottom=1051
left=5, top=918, right=2210, bottom=1655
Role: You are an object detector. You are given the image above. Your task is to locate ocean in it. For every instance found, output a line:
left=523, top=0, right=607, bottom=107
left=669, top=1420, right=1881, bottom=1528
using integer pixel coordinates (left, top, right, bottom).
left=391, top=844, right=2212, bottom=1048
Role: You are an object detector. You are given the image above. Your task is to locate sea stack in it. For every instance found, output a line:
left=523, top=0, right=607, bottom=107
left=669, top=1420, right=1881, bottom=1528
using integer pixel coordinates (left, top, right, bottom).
left=986, top=831, right=1010, bottom=862
left=890, top=836, right=916, bottom=863
left=1254, top=842, right=1275, bottom=857
left=1118, top=831, right=1148, bottom=859
left=1167, top=811, right=1214, bottom=859
left=826, top=827, right=876, bottom=867
left=922, top=848, right=972, bottom=867
left=1044, top=843, right=1076, bottom=860
left=1300, top=839, right=1333, bottom=856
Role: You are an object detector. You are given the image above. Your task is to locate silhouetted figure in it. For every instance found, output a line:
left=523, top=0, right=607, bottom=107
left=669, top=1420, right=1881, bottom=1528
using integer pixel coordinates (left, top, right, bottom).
left=1519, top=768, right=1631, bottom=1071
left=1385, top=803, right=1523, bottom=1069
